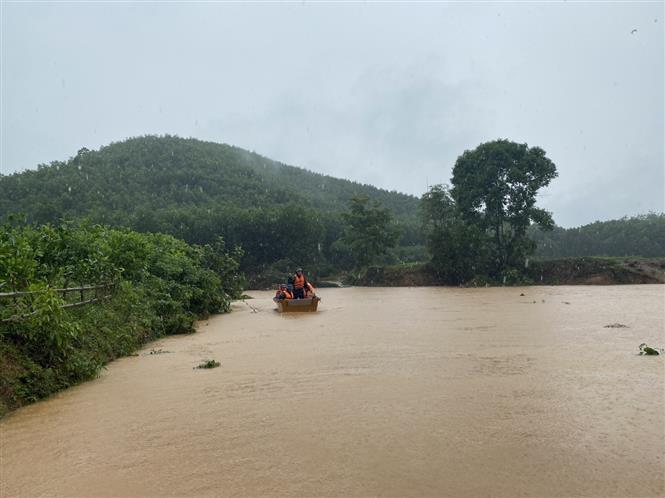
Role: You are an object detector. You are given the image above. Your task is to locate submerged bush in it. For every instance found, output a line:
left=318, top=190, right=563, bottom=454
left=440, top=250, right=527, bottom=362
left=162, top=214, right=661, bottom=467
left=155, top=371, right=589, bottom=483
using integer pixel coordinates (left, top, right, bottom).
left=639, top=343, right=661, bottom=356
left=195, top=359, right=221, bottom=369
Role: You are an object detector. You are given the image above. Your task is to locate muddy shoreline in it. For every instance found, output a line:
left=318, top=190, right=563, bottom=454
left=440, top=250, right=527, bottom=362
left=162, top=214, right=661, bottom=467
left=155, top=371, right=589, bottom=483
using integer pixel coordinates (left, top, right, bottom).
left=348, top=257, right=665, bottom=287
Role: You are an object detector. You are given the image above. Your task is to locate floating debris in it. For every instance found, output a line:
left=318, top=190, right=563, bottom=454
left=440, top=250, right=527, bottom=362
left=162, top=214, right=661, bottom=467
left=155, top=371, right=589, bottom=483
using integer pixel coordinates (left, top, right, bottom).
left=147, top=348, right=172, bottom=355
left=195, top=359, right=221, bottom=369
left=604, top=323, right=629, bottom=328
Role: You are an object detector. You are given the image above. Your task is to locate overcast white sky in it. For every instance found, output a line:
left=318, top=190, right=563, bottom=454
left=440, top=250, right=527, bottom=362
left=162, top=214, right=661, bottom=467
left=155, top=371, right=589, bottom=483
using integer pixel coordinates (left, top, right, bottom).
left=2, top=1, right=663, bottom=227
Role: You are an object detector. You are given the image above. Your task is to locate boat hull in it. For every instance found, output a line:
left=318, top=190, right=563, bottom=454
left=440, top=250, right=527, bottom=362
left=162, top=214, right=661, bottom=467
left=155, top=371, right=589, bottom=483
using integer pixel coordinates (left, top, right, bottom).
left=274, top=297, right=320, bottom=313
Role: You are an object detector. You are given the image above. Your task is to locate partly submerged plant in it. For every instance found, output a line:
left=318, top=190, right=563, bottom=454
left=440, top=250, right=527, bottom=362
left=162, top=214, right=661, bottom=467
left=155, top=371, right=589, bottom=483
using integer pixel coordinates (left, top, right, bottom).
left=639, top=343, right=662, bottom=356
left=196, top=359, right=221, bottom=369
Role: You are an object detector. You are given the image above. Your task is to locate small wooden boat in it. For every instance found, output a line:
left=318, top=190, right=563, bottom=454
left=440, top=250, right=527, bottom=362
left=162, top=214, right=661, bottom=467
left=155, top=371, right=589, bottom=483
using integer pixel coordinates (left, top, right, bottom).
left=273, top=296, right=321, bottom=313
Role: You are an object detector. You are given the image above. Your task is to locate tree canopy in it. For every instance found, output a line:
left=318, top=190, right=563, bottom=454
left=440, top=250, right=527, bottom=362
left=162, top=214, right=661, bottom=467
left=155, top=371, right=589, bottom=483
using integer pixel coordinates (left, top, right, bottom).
left=451, top=140, right=558, bottom=274
left=0, top=135, right=423, bottom=275
left=420, top=185, right=488, bottom=282
left=530, top=213, right=665, bottom=258
left=1, top=135, right=662, bottom=283
left=341, top=196, right=401, bottom=269
left=422, top=140, right=558, bottom=283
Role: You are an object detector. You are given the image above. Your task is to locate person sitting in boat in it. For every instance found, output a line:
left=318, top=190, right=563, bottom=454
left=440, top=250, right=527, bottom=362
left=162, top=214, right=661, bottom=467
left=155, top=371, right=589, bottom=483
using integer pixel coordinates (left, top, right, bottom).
left=275, top=284, right=292, bottom=300
left=303, top=281, right=316, bottom=298
left=291, top=268, right=310, bottom=299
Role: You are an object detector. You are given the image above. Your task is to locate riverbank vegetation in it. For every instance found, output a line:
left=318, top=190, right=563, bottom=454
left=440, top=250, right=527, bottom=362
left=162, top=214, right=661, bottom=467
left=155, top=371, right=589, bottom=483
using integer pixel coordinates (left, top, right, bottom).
left=530, top=213, right=665, bottom=259
left=1, top=136, right=663, bottom=286
left=0, top=222, right=242, bottom=416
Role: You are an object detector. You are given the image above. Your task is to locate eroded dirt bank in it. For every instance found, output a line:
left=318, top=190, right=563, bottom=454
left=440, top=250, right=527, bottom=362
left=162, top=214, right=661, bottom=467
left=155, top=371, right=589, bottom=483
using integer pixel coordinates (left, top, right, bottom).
left=353, top=258, right=665, bottom=287
left=1, top=286, right=663, bottom=497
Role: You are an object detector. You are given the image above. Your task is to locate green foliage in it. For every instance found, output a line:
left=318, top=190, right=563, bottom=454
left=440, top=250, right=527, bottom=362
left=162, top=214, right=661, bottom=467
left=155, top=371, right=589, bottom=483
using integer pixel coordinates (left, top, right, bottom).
left=451, top=140, right=557, bottom=275
left=530, top=213, right=665, bottom=258
left=420, top=184, right=490, bottom=283
left=196, top=359, right=221, bottom=369
left=0, top=222, right=242, bottom=414
left=341, top=196, right=401, bottom=269
left=421, top=141, right=557, bottom=283
left=0, top=135, right=424, bottom=275
left=639, top=343, right=662, bottom=356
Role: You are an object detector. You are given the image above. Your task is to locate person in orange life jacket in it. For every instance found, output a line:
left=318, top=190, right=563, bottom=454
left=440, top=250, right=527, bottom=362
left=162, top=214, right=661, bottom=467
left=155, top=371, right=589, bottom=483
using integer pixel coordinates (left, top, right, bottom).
left=303, top=281, right=316, bottom=298
left=291, top=268, right=310, bottom=299
left=275, top=284, right=292, bottom=300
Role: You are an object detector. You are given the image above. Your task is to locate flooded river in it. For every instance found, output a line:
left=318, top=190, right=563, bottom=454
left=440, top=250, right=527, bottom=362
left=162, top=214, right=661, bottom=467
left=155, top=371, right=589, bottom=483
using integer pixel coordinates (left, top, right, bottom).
left=1, top=286, right=664, bottom=497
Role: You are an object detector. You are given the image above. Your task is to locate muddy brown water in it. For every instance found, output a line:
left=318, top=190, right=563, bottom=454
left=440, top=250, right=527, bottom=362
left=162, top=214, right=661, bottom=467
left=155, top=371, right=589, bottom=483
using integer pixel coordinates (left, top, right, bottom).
left=1, top=286, right=664, bottom=497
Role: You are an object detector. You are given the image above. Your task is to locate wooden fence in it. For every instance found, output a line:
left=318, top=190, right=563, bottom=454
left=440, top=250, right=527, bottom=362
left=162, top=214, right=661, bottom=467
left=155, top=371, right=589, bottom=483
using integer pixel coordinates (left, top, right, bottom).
left=0, top=283, right=115, bottom=323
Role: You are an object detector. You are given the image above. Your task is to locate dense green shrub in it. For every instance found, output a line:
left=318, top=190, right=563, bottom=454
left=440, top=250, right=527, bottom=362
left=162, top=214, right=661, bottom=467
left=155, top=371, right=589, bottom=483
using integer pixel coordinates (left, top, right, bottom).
left=0, top=222, right=243, bottom=416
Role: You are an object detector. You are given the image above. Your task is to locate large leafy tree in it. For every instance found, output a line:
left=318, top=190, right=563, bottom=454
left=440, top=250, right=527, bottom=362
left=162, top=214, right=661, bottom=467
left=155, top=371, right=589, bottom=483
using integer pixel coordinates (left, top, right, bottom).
left=451, top=140, right=557, bottom=273
left=420, top=184, right=489, bottom=283
left=342, top=195, right=400, bottom=269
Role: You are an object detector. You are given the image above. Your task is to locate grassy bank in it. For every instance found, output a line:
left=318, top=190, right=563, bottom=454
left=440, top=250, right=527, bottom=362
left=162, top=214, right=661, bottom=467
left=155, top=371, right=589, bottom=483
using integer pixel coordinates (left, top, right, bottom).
left=0, top=223, right=243, bottom=417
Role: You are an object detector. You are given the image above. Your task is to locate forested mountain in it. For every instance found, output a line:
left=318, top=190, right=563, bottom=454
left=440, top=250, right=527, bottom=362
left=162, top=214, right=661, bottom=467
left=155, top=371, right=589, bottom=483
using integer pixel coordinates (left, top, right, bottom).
left=0, top=135, right=418, bottom=224
left=2, top=135, right=662, bottom=278
left=0, top=135, right=423, bottom=274
left=530, top=213, right=665, bottom=259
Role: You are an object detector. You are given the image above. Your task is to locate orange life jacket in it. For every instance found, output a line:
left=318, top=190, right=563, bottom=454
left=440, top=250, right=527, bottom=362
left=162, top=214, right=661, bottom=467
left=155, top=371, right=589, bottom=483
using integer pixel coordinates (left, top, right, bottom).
left=293, top=274, right=305, bottom=289
left=277, top=288, right=292, bottom=299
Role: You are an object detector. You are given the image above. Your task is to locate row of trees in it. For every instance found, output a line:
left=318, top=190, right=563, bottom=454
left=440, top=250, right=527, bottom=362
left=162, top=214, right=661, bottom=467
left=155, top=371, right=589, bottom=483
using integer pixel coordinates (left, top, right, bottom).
left=346, top=140, right=559, bottom=283
left=530, top=213, right=665, bottom=258
left=274, top=140, right=662, bottom=282
left=1, top=135, right=661, bottom=285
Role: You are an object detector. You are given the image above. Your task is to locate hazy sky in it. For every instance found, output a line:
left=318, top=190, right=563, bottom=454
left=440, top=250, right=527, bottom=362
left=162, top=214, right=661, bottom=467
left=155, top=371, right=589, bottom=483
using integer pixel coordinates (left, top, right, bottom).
left=2, top=2, right=663, bottom=227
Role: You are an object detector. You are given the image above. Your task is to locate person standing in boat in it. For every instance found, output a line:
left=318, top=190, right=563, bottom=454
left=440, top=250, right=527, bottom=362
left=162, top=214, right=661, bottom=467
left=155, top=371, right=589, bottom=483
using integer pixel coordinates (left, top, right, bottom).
left=291, top=268, right=310, bottom=299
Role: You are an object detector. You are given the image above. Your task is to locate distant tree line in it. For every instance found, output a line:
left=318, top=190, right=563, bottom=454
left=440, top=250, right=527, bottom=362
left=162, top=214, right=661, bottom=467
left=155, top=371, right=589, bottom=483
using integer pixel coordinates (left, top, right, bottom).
left=0, top=135, right=662, bottom=284
left=529, top=213, right=665, bottom=259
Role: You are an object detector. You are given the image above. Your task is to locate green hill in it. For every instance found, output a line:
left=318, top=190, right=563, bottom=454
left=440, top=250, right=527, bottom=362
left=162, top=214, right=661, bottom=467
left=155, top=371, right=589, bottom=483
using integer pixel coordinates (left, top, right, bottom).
left=529, top=213, right=665, bottom=259
left=4, top=135, right=660, bottom=278
left=0, top=135, right=423, bottom=274
left=0, top=135, right=420, bottom=220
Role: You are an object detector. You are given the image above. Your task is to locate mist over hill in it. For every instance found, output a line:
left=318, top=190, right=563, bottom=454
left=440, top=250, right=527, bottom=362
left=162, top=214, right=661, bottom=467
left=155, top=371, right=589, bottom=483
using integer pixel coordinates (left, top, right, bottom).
left=0, top=135, right=419, bottom=224
left=2, top=135, right=663, bottom=278
left=0, top=135, right=424, bottom=274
